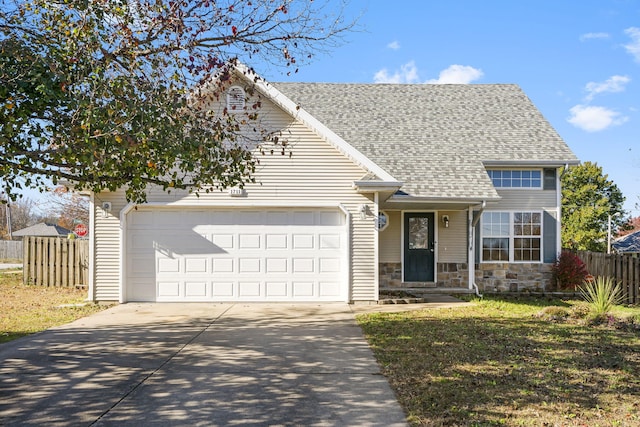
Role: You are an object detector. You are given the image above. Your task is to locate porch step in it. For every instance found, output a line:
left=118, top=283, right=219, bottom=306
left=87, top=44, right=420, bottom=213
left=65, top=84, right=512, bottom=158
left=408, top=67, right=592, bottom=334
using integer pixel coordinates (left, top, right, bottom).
left=381, top=287, right=475, bottom=295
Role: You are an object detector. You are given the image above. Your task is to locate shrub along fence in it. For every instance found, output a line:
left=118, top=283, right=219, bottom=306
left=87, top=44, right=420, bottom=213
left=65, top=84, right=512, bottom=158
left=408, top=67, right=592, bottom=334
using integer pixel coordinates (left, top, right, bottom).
left=22, top=236, right=89, bottom=287
left=0, top=240, right=23, bottom=260
left=575, top=250, right=640, bottom=305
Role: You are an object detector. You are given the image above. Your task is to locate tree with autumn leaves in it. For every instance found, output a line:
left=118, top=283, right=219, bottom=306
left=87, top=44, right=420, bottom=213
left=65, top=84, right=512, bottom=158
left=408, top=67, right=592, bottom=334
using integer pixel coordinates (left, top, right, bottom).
left=561, top=161, right=628, bottom=252
left=0, top=0, right=353, bottom=203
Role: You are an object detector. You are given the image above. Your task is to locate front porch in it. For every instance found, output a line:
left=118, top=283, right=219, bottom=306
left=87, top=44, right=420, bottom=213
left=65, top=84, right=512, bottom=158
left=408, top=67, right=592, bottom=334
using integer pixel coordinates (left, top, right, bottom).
left=379, top=261, right=554, bottom=293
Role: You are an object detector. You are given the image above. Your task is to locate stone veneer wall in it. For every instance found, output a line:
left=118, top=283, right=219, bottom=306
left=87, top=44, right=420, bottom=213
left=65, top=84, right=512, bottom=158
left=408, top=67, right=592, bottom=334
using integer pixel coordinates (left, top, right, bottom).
left=379, top=262, right=554, bottom=291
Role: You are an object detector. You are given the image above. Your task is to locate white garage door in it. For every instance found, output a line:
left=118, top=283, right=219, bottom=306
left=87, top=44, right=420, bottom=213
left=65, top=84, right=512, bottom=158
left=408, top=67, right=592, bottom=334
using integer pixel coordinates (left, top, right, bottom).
left=125, top=208, right=347, bottom=302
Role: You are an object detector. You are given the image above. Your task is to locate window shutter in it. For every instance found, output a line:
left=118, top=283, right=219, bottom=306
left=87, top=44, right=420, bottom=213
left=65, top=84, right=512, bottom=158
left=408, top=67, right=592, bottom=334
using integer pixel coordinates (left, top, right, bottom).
left=543, top=168, right=556, bottom=190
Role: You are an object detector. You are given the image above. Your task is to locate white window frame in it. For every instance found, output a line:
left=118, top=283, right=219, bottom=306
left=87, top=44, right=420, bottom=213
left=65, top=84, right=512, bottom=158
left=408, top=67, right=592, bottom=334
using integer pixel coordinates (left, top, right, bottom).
left=480, top=210, right=543, bottom=263
left=486, top=169, right=543, bottom=189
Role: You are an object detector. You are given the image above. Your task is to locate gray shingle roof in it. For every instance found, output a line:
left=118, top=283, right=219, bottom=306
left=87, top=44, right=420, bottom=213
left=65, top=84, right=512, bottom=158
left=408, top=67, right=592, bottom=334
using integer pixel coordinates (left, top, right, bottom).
left=273, top=83, right=578, bottom=199
left=613, top=230, right=640, bottom=253
left=12, top=223, right=71, bottom=237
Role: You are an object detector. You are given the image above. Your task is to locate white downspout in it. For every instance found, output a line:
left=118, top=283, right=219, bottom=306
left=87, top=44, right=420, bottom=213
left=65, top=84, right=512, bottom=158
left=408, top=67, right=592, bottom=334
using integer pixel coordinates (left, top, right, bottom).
left=468, top=201, right=486, bottom=298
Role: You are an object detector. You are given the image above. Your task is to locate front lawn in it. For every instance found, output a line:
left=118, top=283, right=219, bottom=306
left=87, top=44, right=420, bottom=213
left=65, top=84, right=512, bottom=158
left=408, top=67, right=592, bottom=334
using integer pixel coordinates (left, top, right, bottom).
left=0, top=271, right=110, bottom=344
left=357, top=296, right=640, bottom=426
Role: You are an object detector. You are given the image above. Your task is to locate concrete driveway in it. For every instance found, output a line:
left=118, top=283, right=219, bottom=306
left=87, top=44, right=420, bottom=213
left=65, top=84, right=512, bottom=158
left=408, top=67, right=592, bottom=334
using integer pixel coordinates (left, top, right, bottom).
left=0, top=303, right=408, bottom=426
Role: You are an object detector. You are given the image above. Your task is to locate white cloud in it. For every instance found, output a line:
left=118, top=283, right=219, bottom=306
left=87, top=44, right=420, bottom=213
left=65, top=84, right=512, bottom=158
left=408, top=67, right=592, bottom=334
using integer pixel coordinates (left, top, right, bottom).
left=579, top=32, right=610, bottom=41
left=387, top=41, right=400, bottom=50
left=425, top=64, right=484, bottom=84
left=373, top=61, right=419, bottom=84
left=624, top=27, right=640, bottom=62
left=567, top=104, right=628, bottom=132
left=373, top=62, right=483, bottom=85
left=584, top=75, right=631, bottom=101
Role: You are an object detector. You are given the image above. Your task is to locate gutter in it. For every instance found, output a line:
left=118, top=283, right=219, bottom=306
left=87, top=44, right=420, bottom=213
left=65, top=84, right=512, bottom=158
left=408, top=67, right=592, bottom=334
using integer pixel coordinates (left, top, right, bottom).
left=468, top=201, right=486, bottom=298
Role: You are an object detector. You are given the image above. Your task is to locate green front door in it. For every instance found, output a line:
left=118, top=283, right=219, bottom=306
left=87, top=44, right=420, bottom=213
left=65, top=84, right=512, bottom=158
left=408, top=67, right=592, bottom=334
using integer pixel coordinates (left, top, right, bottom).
left=404, top=213, right=435, bottom=282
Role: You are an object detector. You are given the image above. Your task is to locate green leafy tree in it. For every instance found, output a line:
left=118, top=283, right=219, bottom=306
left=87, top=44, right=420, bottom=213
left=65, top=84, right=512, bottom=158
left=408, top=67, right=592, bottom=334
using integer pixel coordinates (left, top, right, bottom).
left=561, top=161, right=626, bottom=252
left=1, top=0, right=353, bottom=203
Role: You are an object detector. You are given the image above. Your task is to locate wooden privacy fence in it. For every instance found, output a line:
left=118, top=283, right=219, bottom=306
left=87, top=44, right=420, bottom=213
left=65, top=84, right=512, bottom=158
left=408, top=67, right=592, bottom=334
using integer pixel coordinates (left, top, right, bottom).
left=575, top=250, right=640, bottom=305
left=0, top=240, right=23, bottom=260
left=22, top=236, right=89, bottom=287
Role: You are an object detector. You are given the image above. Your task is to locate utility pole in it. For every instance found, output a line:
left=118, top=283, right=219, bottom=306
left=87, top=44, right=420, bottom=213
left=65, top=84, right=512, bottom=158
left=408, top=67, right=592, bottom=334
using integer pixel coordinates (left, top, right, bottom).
left=6, top=202, right=12, bottom=240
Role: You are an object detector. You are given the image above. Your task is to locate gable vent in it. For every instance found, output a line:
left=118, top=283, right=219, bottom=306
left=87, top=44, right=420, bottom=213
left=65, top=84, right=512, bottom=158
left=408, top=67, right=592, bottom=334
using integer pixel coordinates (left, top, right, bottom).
left=226, top=86, right=245, bottom=112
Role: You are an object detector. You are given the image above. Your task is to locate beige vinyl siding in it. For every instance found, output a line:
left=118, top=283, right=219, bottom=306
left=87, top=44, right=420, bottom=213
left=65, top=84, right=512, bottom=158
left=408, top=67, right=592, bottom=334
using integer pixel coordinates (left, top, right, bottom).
left=437, top=211, right=468, bottom=263
left=379, top=210, right=469, bottom=265
left=93, top=90, right=377, bottom=301
left=494, top=189, right=558, bottom=210
left=379, top=211, right=401, bottom=263
left=92, top=192, right=128, bottom=301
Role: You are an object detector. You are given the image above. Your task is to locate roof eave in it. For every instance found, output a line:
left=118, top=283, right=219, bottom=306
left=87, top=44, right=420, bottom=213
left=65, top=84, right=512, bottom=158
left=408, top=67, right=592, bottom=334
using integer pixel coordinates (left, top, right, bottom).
left=483, top=160, right=580, bottom=167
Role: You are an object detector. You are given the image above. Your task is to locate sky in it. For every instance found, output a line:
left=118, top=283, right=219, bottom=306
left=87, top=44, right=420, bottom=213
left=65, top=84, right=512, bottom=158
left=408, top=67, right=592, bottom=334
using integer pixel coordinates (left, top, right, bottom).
left=257, top=0, right=640, bottom=216
left=14, top=0, right=640, bottom=216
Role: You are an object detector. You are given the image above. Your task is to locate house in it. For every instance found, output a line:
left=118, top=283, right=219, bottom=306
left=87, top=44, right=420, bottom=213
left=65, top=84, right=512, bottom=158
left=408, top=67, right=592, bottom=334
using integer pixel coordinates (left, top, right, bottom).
left=612, top=230, right=640, bottom=255
left=12, top=223, right=71, bottom=238
left=88, top=65, right=578, bottom=303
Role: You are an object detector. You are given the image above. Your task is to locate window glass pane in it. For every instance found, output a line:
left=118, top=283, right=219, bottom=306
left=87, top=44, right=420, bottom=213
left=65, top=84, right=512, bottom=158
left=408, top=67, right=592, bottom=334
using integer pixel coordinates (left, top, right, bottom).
left=487, top=169, right=542, bottom=188
left=408, top=217, right=429, bottom=249
left=514, top=238, right=541, bottom=261
left=482, top=238, right=509, bottom=261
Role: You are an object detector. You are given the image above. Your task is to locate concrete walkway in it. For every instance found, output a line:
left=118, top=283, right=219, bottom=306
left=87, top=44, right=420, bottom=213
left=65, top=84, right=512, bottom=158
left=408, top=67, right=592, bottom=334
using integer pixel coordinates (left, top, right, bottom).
left=0, top=303, right=410, bottom=426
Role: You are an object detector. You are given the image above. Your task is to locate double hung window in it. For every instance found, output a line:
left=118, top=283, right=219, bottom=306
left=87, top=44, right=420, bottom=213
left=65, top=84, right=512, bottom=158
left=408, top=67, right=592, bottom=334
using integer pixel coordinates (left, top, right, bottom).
left=481, top=211, right=542, bottom=262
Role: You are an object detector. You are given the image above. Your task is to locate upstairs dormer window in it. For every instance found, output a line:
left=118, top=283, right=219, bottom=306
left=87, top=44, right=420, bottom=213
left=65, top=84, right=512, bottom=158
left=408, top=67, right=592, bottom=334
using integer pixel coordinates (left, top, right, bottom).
left=226, top=86, right=245, bottom=112
left=486, top=169, right=542, bottom=188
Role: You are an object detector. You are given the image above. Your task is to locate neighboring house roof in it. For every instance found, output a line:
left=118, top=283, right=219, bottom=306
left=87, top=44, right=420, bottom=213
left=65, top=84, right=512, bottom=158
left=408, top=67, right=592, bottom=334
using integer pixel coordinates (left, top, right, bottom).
left=613, top=230, right=640, bottom=253
left=272, top=83, right=579, bottom=200
left=12, top=223, right=71, bottom=237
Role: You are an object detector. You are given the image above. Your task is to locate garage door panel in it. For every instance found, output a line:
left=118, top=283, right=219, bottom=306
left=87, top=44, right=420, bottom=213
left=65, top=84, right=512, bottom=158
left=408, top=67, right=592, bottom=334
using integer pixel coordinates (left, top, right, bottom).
left=158, top=281, right=180, bottom=297
left=293, top=234, right=314, bottom=249
left=292, top=282, right=314, bottom=297
left=239, top=282, right=261, bottom=297
left=126, top=208, right=346, bottom=302
left=239, top=258, right=261, bottom=273
left=266, top=234, right=287, bottom=249
left=265, top=282, right=287, bottom=297
left=239, top=234, right=261, bottom=249
left=212, top=282, right=234, bottom=297
left=158, top=257, right=180, bottom=273
left=185, top=281, right=208, bottom=297
left=185, top=258, right=207, bottom=273
left=292, top=258, right=314, bottom=273
left=319, top=234, right=341, bottom=249
left=212, top=234, right=234, bottom=250
left=319, top=282, right=341, bottom=297
left=212, top=258, right=234, bottom=273
left=319, top=258, right=340, bottom=273
left=266, top=258, right=288, bottom=273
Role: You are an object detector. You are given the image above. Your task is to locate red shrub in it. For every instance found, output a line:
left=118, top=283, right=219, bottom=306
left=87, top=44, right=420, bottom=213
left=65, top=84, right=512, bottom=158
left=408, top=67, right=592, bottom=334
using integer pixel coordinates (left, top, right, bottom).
left=551, top=251, right=589, bottom=290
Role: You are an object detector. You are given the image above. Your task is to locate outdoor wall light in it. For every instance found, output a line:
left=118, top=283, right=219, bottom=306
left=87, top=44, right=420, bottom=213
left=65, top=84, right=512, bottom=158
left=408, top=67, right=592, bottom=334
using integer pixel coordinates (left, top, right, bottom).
left=442, top=215, right=450, bottom=228
left=358, top=204, right=369, bottom=220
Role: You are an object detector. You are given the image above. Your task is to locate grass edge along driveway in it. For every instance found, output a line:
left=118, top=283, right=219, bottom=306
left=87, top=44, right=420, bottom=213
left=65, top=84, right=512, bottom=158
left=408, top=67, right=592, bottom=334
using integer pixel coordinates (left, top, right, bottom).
left=357, top=296, right=640, bottom=427
left=0, top=271, right=110, bottom=344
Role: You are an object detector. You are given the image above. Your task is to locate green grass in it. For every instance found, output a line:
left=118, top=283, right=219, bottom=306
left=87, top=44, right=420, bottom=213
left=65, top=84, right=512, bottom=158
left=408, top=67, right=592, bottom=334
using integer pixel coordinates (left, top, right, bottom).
left=357, top=296, right=640, bottom=426
left=0, top=271, right=110, bottom=344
